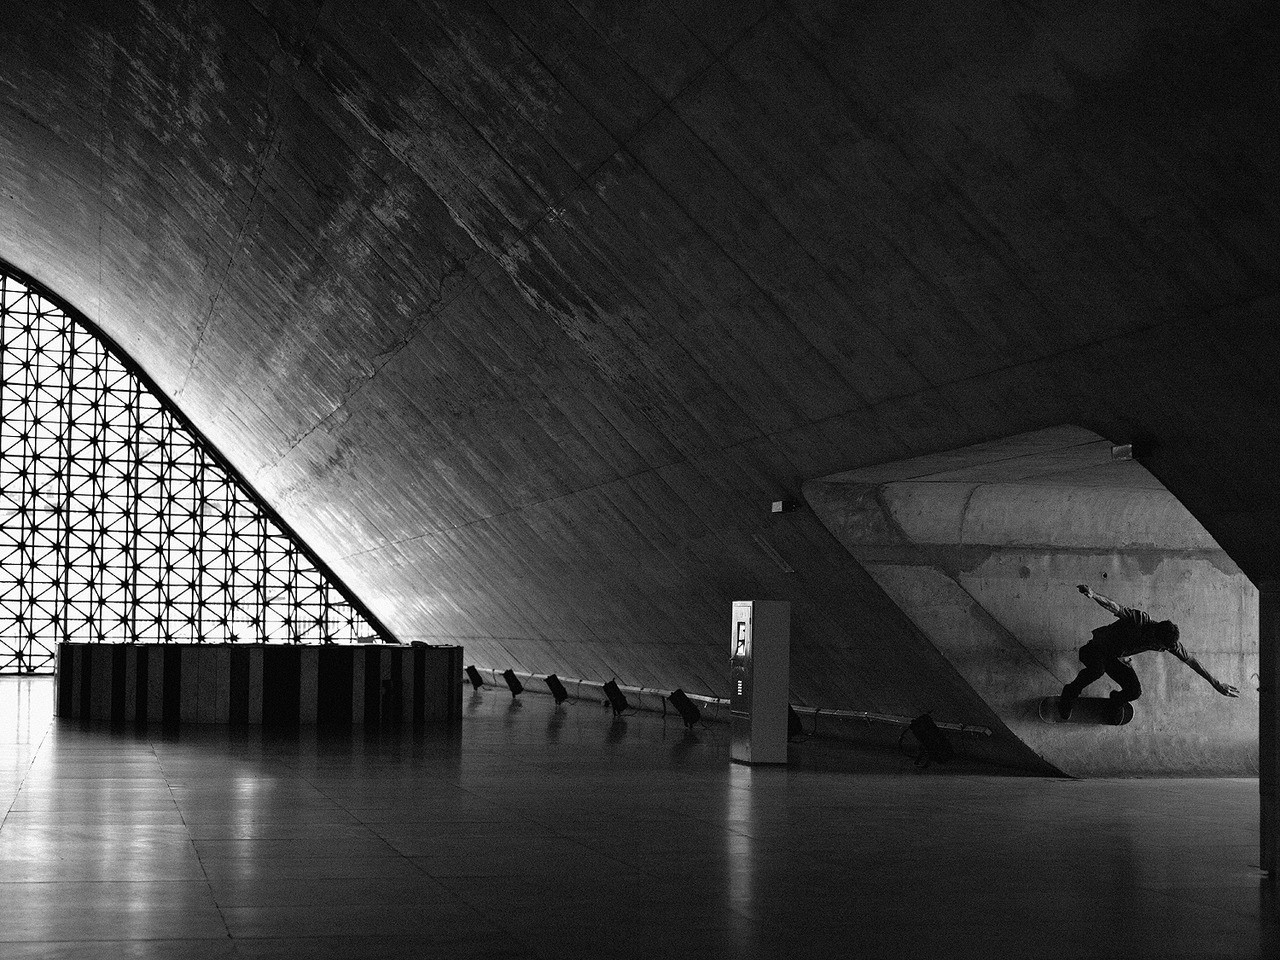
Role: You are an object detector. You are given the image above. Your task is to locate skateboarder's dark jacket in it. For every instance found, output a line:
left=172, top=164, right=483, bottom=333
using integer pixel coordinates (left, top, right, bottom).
left=1068, top=585, right=1239, bottom=701
left=1090, top=606, right=1192, bottom=660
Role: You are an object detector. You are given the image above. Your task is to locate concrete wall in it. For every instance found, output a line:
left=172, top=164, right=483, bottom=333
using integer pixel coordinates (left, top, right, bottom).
left=806, top=429, right=1259, bottom=776
left=0, top=3, right=1276, bottom=766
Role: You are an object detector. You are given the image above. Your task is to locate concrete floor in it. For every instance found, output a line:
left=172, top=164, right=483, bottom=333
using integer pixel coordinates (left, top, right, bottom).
left=0, top=676, right=1275, bottom=959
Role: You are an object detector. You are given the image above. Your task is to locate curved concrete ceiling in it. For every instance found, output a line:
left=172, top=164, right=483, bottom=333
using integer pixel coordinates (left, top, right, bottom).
left=0, top=1, right=1275, bottom=760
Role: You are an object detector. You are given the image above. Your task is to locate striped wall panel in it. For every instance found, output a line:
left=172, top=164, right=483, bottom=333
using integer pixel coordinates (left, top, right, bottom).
left=54, top=643, right=462, bottom=727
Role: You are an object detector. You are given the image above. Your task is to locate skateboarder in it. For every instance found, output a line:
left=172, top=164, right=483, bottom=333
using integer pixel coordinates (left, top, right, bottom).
left=1059, top=584, right=1239, bottom=719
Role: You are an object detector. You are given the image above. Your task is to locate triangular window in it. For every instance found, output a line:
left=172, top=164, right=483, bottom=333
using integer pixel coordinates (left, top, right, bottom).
left=0, top=265, right=390, bottom=673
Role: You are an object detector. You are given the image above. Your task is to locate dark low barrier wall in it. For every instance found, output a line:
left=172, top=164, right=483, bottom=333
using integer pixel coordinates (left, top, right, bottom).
left=55, top=642, right=462, bottom=726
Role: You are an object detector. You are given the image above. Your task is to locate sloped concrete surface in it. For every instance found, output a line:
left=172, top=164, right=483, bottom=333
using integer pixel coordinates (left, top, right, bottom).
left=806, top=427, right=1259, bottom=776
left=0, top=3, right=1276, bottom=747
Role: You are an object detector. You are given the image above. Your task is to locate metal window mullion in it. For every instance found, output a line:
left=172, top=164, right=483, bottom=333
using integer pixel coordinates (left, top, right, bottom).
left=0, top=292, right=9, bottom=665
left=56, top=323, right=73, bottom=658
left=284, top=537, right=296, bottom=644
left=256, top=513, right=268, bottom=642
left=125, top=376, right=141, bottom=643
left=90, top=354, right=107, bottom=643
left=157, top=416, right=174, bottom=642
left=2, top=299, right=29, bottom=669
left=16, top=312, right=35, bottom=669
left=195, top=452, right=209, bottom=642
left=32, top=324, right=59, bottom=664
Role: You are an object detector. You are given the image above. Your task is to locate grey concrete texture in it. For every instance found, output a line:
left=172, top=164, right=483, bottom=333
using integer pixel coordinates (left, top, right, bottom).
left=0, top=2, right=1276, bottom=767
left=807, top=427, right=1259, bottom=776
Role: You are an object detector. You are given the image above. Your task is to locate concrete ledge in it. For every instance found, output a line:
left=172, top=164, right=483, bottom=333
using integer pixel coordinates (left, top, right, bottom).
left=55, top=642, right=462, bottom=726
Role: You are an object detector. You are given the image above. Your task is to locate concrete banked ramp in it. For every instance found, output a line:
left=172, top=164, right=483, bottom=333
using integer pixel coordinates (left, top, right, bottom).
left=805, top=426, right=1259, bottom=777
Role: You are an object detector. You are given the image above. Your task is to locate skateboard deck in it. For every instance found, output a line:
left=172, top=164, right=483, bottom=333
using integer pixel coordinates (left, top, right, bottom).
left=1039, top=696, right=1134, bottom=726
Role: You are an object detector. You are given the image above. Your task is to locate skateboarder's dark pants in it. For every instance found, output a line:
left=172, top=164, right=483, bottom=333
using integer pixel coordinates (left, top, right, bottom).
left=1064, top=642, right=1142, bottom=703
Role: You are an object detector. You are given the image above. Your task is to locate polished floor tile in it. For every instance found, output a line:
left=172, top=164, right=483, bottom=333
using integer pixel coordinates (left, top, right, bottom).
left=0, top=675, right=1276, bottom=959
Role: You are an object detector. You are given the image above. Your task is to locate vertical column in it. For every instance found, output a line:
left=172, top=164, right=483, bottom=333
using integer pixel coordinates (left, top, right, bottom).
left=447, top=647, right=463, bottom=724
left=56, top=643, right=73, bottom=718
left=351, top=648, right=365, bottom=724
left=299, top=647, right=319, bottom=724
left=363, top=647, right=382, bottom=724
left=400, top=648, right=415, bottom=723
left=214, top=646, right=232, bottom=724
left=180, top=646, right=200, bottom=723
left=122, top=645, right=137, bottom=722
left=162, top=645, right=183, bottom=723
left=112, top=645, right=128, bottom=722
left=1261, top=581, right=1279, bottom=877
left=196, top=647, right=217, bottom=723
left=90, top=645, right=113, bottom=720
left=230, top=646, right=250, bottom=726
left=135, top=646, right=150, bottom=723
left=147, top=645, right=166, bottom=722
left=248, top=646, right=264, bottom=725
left=75, top=644, right=90, bottom=720
left=380, top=651, right=393, bottom=722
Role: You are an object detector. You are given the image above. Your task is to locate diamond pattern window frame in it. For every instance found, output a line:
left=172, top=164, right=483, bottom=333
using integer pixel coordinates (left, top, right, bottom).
left=0, top=261, right=395, bottom=674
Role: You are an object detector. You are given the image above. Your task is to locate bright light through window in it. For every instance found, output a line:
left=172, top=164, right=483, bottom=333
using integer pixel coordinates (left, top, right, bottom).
left=0, top=267, right=387, bottom=673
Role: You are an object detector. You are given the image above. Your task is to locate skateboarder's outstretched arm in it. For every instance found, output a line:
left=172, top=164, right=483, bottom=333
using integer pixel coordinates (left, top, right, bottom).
left=1168, top=641, right=1240, bottom=698
left=1076, top=584, right=1122, bottom=616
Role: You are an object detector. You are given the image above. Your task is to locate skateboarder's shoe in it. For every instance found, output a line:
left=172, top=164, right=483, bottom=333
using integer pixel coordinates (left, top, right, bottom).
left=1058, top=686, right=1077, bottom=720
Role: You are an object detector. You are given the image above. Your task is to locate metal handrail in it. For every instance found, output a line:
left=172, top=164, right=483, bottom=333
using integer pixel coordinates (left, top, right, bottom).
left=467, top=667, right=993, bottom=738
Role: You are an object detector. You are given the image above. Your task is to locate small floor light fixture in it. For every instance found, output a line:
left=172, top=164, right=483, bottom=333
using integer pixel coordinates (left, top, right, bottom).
left=667, top=688, right=701, bottom=729
left=466, top=666, right=484, bottom=691
left=603, top=679, right=629, bottom=716
left=545, top=674, right=569, bottom=705
left=502, top=669, right=524, bottom=697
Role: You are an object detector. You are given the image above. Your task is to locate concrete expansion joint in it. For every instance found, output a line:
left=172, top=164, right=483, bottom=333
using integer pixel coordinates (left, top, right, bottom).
left=176, top=134, right=282, bottom=398
left=849, top=307, right=1231, bottom=422
left=332, top=442, right=701, bottom=560
left=252, top=255, right=487, bottom=482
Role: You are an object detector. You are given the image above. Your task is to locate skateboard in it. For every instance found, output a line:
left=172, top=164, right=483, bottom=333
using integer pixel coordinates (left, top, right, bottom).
left=1038, top=696, right=1134, bottom=726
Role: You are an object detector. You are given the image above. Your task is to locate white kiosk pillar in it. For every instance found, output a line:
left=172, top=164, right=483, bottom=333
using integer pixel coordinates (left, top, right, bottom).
left=729, top=600, right=791, bottom=765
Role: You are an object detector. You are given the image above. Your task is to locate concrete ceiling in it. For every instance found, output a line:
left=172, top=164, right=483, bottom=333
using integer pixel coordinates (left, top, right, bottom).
left=0, top=1, right=1275, bottom=735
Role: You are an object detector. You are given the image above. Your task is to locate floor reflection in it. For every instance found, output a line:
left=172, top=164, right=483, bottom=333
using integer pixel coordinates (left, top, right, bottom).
left=726, top=761, right=755, bottom=948
left=0, top=676, right=53, bottom=743
left=0, top=677, right=1271, bottom=959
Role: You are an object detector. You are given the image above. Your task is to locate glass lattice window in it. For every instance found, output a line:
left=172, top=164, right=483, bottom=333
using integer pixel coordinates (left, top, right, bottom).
left=0, top=265, right=389, bottom=673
